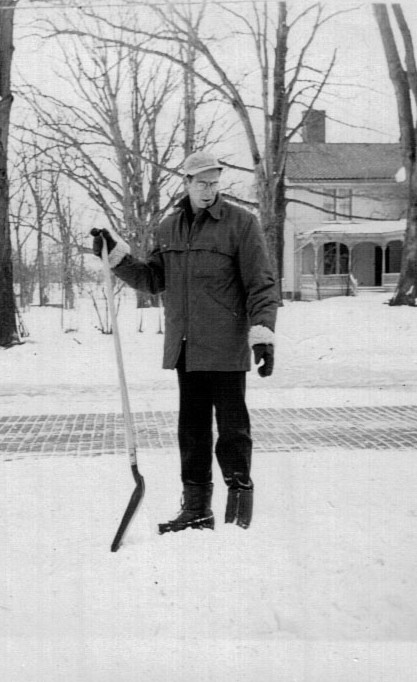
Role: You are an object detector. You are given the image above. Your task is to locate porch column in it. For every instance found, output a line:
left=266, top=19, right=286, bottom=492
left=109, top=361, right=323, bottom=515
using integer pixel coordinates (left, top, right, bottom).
left=313, top=241, right=320, bottom=300
left=348, top=245, right=353, bottom=273
left=347, top=244, right=354, bottom=293
left=382, top=243, right=387, bottom=287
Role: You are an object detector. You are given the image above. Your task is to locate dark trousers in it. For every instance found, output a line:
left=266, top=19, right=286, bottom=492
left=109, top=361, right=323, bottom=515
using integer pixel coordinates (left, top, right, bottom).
left=176, top=343, right=253, bottom=489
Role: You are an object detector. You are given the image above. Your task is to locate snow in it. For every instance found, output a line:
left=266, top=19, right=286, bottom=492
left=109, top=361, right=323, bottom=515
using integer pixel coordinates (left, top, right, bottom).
left=2, top=291, right=417, bottom=681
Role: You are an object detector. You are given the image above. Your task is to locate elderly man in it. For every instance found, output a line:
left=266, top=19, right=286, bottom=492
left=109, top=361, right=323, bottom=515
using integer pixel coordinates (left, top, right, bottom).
left=92, top=150, right=278, bottom=534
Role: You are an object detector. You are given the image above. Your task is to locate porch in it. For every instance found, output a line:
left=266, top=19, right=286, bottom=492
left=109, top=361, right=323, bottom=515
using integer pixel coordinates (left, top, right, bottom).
left=296, top=220, right=405, bottom=301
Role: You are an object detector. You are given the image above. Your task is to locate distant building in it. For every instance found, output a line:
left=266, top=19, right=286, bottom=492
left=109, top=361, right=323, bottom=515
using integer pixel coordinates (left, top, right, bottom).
left=284, top=110, right=407, bottom=300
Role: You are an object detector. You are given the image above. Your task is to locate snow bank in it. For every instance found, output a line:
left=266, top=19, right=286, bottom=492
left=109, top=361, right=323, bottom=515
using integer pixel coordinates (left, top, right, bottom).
left=2, top=292, right=417, bottom=414
left=2, top=447, right=417, bottom=681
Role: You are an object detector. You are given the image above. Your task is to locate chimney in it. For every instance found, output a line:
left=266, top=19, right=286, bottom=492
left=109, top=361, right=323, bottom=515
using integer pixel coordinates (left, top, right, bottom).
left=302, top=109, right=326, bottom=143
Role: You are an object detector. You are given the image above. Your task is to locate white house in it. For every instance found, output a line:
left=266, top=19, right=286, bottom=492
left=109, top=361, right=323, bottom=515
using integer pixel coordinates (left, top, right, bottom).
left=283, top=111, right=407, bottom=300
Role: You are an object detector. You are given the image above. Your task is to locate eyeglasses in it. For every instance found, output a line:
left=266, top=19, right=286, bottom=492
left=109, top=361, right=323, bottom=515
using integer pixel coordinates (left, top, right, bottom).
left=194, top=180, right=220, bottom=191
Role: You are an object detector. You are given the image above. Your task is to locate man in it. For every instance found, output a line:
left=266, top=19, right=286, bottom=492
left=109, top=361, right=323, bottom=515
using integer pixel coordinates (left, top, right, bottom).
left=92, top=150, right=278, bottom=534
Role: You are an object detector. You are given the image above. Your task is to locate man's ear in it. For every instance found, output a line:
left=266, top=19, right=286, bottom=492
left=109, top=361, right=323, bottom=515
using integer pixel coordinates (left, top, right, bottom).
left=184, top=174, right=193, bottom=190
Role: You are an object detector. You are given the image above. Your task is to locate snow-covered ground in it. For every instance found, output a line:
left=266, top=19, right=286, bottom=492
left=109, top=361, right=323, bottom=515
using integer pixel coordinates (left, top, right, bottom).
left=3, top=290, right=417, bottom=415
left=1, top=292, right=417, bottom=681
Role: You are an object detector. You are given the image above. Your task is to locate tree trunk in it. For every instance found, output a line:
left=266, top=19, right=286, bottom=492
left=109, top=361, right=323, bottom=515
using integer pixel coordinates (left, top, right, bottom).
left=270, top=1, right=288, bottom=304
left=37, top=223, right=47, bottom=305
left=390, top=164, right=417, bottom=305
left=13, top=221, right=28, bottom=308
left=53, top=186, right=75, bottom=309
left=373, top=4, right=417, bottom=305
left=183, top=28, right=196, bottom=157
left=275, top=173, right=286, bottom=304
left=0, top=1, right=18, bottom=346
left=62, top=240, right=75, bottom=309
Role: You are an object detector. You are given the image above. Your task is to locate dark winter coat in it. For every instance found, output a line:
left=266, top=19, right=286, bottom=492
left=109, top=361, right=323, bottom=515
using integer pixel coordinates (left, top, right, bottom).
left=113, top=194, right=278, bottom=371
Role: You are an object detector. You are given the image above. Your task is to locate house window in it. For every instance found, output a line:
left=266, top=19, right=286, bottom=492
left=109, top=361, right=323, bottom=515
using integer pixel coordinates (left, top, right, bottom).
left=323, top=242, right=349, bottom=275
left=323, top=189, right=352, bottom=221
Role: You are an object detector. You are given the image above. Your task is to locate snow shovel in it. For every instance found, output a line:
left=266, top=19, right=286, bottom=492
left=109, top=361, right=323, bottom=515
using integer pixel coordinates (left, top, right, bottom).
left=100, top=235, right=145, bottom=552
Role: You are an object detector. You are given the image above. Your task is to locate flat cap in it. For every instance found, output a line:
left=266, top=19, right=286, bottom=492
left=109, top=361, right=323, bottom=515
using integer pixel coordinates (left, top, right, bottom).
left=183, top=151, right=223, bottom=176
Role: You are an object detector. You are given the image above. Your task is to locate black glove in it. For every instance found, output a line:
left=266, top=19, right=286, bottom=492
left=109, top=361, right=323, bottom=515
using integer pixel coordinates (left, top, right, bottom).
left=90, top=228, right=117, bottom=258
left=253, top=344, right=274, bottom=377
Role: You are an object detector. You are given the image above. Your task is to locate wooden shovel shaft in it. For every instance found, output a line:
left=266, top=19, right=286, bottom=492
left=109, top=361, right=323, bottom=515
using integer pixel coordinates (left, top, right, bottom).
left=100, top=237, right=145, bottom=552
left=101, top=240, right=137, bottom=466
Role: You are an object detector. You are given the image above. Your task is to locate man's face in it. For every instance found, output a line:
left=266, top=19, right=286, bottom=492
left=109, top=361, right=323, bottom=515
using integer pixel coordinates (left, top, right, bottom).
left=186, top=169, right=221, bottom=212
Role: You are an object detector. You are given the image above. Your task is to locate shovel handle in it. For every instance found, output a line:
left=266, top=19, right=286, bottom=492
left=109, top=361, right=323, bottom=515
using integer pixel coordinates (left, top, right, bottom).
left=101, top=239, right=137, bottom=467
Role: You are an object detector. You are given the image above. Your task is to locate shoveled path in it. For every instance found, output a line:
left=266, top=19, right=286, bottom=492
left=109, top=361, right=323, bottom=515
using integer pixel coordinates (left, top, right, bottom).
left=1, top=404, right=417, bottom=459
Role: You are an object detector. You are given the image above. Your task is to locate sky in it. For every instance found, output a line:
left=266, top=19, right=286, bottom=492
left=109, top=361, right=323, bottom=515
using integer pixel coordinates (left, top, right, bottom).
left=10, top=0, right=417, bottom=146
left=6, top=0, right=417, bottom=248
left=4, top=0, right=414, bottom=260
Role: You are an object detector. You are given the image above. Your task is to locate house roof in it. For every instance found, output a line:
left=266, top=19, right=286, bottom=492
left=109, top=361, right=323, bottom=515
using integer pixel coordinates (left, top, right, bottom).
left=298, top=220, right=405, bottom=247
left=302, top=220, right=405, bottom=237
left=286, top=143, right=403, bottom=182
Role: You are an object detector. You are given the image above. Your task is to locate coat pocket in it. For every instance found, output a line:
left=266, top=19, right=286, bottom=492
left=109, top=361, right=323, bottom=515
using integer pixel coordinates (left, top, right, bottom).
left=191, top=246, right=234, bottom=279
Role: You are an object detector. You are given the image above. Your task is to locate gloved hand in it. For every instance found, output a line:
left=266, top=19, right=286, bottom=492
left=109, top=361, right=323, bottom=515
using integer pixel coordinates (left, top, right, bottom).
left=90, top=228, right=117, bottom=258
left=253, top=344, right=274, bottom=377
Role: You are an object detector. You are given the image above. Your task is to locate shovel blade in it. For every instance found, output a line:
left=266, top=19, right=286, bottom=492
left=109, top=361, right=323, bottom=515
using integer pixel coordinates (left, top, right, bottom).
left=111, top=472, right=145, bottom=552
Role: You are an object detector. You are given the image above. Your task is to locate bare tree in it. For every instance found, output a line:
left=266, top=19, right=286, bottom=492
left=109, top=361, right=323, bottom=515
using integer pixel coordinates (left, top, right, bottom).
left=81, top=1, right=345, bottom=301
left=181, top=4, right=198, bottom=157
left=21, top=156, right=55, bottom=306
left=173, top=2, right=341, bottom=298
left=10, top=123, right=94, bottom=310
left=175, top=0, right=211, bottom=156
left=0, top=0, right=18, bottom=346
left=51, top=181, right=76, bottom=310
left=373, top=3, right=417, bottom=306
left=9, top=181, right=34, bottom=308
left=19, top=17, right=185, bottom=259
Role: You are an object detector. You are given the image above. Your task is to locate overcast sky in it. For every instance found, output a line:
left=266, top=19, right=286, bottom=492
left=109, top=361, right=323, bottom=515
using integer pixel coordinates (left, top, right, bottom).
left=301, top=0, right=417, bottom=143
left=10, top=0, right=417, bottom=147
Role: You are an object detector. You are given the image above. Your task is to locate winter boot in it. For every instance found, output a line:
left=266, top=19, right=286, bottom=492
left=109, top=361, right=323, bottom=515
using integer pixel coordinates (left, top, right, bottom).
left=158, top=483, right=215, bottom=535
left=225, top=483, right=253, bottom=529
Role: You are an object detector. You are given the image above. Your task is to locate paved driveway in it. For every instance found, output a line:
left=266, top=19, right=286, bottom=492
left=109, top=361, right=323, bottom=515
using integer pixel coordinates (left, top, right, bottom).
left=1, top=405, right=417, bottom=458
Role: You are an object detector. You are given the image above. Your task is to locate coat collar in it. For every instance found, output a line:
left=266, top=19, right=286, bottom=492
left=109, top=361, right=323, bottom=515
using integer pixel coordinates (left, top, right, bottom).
left=175, top=193, right=223, bottom=221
